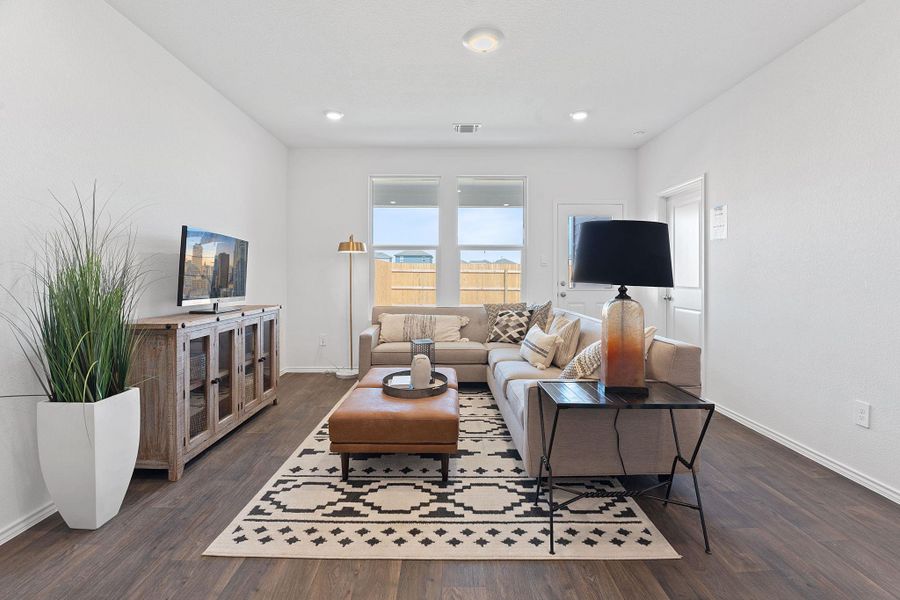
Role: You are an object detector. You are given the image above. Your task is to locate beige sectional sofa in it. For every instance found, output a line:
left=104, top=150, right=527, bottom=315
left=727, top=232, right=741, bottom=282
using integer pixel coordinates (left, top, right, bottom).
left=359, top=305, right=704, bottom=477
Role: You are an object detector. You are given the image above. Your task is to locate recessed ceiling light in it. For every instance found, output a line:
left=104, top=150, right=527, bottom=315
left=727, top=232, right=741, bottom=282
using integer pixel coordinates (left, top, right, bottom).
left=569, top=110, right=589, bottom=121
left=324, top=110, right=344, bottom=121
left=462, top=27, right=504, bottom=54
left=633, top=130, right=646, bottom=136
left=389, top=200, right=396, bottom=204
left=503, top=203, right=510, bottom=207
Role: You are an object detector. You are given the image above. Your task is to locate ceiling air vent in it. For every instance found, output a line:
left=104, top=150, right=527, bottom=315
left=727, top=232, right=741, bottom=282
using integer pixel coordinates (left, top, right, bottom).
left=453, top=123, right=482, bottom=134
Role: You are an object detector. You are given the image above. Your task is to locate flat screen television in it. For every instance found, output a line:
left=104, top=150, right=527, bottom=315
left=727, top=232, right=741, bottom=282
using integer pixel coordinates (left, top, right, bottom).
left=177, top=226, right=248, bottom=313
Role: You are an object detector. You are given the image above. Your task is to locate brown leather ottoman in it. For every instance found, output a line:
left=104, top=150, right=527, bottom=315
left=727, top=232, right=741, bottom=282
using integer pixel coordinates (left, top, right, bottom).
left=328, top=385, right=459, bottom=481
left=356, top=367, right=459, bottom=390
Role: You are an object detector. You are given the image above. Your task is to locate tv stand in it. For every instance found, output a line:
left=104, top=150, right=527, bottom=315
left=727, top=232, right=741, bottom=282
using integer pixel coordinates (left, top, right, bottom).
left=189, top=301, right=243, bottom=315
left=130, top=304, right=281, bottom=480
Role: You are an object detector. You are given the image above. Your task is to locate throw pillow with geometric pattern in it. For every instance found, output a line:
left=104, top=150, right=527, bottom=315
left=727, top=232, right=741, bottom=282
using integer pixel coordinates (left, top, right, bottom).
left=483, top=302, right=526, bottom=341
left=526, top=300, right=553, bottom=332
left=560, top=340, right=602, bottom=379
left=488, top=308, right=532, bottom=343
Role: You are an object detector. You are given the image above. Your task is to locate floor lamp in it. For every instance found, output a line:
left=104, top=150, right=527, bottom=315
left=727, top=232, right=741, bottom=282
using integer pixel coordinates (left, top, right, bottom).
left=336, top=234, right=367, bottom=379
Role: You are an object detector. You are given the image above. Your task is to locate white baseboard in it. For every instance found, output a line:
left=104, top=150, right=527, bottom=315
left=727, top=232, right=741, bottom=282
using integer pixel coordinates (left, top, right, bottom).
left=715, top=403, right=900, bottom=505
left=0, top=502, right=56, bottom=546
left=282, top=366, right=339, bottom=374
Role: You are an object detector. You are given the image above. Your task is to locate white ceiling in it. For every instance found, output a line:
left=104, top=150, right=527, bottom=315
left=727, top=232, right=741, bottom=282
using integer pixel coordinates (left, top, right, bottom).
left=106, top=0, right=863, bottom=148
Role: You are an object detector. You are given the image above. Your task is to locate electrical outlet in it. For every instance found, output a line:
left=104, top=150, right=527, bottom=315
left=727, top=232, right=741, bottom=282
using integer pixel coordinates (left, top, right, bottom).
left=318, top=334, right=327, bottom=347
left=854, top=400, right=870, bottom=429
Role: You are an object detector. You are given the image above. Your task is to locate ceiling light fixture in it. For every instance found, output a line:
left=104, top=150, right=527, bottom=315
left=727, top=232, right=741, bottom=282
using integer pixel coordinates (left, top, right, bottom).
left=569, top=110, right=589, bottom=122
left=324, top=110, right=344, bottom=121
left=462, top=27, right=504, bottom=54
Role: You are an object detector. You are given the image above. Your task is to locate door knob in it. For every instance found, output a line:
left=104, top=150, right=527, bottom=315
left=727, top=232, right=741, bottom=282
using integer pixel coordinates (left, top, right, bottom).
left=560, top=291, right=567, bottom=298
left=663, top=294, right=673, bottom=301
left=559, top=281, right=566, bottom=287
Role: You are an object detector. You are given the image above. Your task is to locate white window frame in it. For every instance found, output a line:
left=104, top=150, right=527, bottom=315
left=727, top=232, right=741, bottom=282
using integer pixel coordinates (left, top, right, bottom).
left=368, top=175, right=441, bottom=307
left=456, top=175, right=528, bottom=306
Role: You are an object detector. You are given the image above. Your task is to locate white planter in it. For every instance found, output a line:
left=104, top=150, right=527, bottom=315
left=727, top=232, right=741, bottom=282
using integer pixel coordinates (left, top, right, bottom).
left=36, top=388, right=140, bottom=530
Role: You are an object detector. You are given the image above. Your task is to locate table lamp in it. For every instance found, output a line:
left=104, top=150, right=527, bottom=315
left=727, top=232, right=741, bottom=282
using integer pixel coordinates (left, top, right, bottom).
left=337, top=234, right=367, bottom=378
left=572, top=220, right=673, bottom=395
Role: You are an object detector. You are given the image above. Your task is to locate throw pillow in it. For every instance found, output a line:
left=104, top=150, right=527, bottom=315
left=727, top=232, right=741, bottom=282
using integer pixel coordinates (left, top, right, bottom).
left=527, top=300, right=553, bottom=332
left=378, top=313, right=470, bottom=343
left=548, top=315, right=581, bottom=368
left=519, top=326, right=561, bottom=369
left=488, top=308, right=532, bottom=344
left=483, top=302, right=526, bottom=341
left=644, top=326, right=657, bottom=358
left=560, top=340, right=602, bottom=379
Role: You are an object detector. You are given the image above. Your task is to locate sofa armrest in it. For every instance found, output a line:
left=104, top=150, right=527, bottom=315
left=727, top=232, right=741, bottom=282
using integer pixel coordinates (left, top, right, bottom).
left=358, top=324, right=380, bottom=378
left=645, top=335, right=701, bottom=389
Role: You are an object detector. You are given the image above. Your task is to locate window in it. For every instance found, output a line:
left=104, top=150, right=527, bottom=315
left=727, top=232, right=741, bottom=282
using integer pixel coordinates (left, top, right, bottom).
left=371, top=177, right=439, bottom=305
left=458, top=177, right=525, bottom=304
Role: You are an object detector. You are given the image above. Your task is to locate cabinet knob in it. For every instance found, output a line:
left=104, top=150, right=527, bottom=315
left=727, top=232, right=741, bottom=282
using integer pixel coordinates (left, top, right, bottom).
left=258, top=357, right=267, bottom=363
left=210, top=377, right=220, bottom=385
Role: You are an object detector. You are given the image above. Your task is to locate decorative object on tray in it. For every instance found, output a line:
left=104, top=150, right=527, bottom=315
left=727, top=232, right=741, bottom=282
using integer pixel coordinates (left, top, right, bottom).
left=381, top=369, right=449, bottom=398
left=572, top=220, right=673, bottom=395
left=410, top=354, right=432, bottom=389
left=488, top=308, right=532, bottom=343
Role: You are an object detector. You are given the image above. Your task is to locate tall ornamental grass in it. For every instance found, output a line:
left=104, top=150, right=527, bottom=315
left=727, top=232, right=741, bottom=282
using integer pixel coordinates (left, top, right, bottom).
left=4, top=184, right=145, bottom=403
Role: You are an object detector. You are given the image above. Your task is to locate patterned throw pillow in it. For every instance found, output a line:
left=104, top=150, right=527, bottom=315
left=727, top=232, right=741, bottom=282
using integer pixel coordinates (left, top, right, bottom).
left=548, top=315, right=581, bottom=368
left=527, top=300, right=553, bottom=332
left=378, top=313, right=470, bottom=343
left=519, top=326, right=561, bottom=369
left=483, top=302, right=526, bottom=341
left=488, top=309, right=532, bottom=343
left=560, top=340, right=602, bottom=379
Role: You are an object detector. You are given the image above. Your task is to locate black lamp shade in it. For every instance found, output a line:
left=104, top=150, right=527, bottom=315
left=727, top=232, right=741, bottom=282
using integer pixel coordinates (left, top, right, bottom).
left=572, top=220, right=674, bottom=288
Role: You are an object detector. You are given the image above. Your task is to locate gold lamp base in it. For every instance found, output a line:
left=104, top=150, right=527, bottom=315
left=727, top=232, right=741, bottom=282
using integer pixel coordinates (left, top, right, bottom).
left=600, top=286, right=648, bottom=396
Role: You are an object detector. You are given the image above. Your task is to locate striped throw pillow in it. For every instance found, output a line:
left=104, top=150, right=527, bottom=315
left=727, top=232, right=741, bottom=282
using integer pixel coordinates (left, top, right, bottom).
left=547, top=315, right=581, bottom=368
left=519, top=326, right=561, bottom=369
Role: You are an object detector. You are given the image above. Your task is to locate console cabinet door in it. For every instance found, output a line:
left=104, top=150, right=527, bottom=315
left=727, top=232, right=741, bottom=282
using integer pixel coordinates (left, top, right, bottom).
left=260, top=313, right=278, bottom=402
left=214, top=322, right=240, bottom=430
left=185, top=328, right=214, bottom=451
left=242, top=318, right=263, bottom=414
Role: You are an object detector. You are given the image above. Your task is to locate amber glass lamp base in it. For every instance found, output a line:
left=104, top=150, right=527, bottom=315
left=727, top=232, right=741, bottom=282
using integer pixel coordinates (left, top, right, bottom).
left=600, top=286, right=648, bottom=396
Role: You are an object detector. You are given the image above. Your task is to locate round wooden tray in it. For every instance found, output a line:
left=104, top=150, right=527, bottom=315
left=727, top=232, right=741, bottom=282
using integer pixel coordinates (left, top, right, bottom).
left=382, top=370, right=449, bottom=399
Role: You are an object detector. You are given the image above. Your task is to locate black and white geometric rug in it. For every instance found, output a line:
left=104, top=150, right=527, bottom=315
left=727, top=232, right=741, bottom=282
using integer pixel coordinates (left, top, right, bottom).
left=204, top=387, right=679, bottom=560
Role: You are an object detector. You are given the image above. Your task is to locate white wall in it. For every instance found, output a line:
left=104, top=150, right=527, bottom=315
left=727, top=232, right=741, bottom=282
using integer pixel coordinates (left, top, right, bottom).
left=636, top=0, right=900, bottom=500
left=0, top=0, right=288, bottom=541
left=286, top=148, right=636, bottom=370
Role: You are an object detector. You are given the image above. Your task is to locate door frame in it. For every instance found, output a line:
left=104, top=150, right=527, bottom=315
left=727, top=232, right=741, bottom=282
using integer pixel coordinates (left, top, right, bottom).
left=552, top=201, right=625, bottom=317
left=658, top=175, right=707, bottom=387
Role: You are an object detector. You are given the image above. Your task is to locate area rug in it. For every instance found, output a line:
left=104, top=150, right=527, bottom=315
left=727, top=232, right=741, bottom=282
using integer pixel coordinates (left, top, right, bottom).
left=204, top=387, right=679, bottom=560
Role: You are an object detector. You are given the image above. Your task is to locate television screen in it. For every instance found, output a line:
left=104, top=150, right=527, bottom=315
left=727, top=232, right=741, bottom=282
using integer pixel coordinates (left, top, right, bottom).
left=177, top=226, right=249, bottom=306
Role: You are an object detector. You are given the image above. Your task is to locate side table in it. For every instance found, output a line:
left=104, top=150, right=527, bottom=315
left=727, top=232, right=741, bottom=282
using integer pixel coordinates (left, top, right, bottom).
left=533, top=380, right=715, bottom=554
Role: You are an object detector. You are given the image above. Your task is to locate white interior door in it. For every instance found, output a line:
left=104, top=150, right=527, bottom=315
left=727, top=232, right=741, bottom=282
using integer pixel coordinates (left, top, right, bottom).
left=555, top=203, right=624, bottom=318
left=663, top=183, right=704, bottom=348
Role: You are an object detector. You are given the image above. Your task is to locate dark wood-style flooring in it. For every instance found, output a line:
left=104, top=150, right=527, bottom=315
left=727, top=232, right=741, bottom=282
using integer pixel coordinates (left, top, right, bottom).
left=2, top=374, right=898, bottom=599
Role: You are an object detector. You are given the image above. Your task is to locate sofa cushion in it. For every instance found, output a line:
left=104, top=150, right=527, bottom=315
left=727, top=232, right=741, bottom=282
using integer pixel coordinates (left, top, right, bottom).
left=505, top=380, right=531, bottom=429
left=493, top=360, right=562, bottom=394
left=488, top=347, right=526, bottom=371
left=488, top=308, right=532, bottom=343
left=371, top=341, right=487, bottom=365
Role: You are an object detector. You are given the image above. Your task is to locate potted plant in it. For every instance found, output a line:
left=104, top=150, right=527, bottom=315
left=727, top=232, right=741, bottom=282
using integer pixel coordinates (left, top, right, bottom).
left=4, top=185, right=146, bottom=529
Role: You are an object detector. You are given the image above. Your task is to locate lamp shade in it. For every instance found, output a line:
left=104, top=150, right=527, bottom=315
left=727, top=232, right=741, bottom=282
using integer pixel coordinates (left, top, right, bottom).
left=337, top=234, right=367, bottom=254
left=572, top=220, right=673, bottom=287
